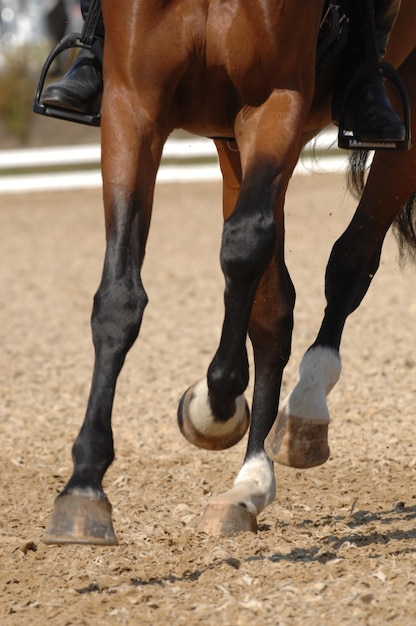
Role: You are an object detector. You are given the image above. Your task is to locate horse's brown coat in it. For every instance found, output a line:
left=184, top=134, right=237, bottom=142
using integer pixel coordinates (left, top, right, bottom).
left=40, top=0, right=416, bottom=540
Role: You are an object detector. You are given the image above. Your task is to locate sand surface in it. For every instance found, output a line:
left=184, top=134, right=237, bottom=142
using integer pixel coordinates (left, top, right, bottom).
left=1, top=174, right=416, bottom=625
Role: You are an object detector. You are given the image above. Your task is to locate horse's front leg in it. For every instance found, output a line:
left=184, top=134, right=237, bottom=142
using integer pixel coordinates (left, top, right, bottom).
left=197, top=197, right=296, bottom=536
left=179, top=94, right=304, bottom=534
left=177, top=139, right=251, bottom=451
left=43, top=109, right=164, bottom=545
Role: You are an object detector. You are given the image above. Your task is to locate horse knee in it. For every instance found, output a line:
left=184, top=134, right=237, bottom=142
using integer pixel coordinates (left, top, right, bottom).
left=221, top=210, right=276, bottom=284
left=92, top=279, right=148, bottom=356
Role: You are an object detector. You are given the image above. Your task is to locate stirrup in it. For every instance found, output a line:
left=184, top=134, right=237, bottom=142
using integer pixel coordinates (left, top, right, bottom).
left=33, top=1, right=103, bottom=127
left=338, top=0, right=410, bottom=151
left=338, top=62, right=411, bottom=151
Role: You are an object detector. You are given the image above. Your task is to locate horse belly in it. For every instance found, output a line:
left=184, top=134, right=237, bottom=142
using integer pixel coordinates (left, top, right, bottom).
left=174, top=71, right=240, bottom=138
left=173, top=37, right=277, bottom=135
left=172, top=1, right=288, bottom=136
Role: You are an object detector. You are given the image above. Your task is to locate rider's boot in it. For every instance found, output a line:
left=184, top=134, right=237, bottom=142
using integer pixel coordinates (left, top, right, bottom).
left=333, top=0, right=405, bottom=143
left=40, top=0, right=104, bottom=115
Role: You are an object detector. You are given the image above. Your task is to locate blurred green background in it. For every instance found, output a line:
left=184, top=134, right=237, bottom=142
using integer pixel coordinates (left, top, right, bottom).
left=0, top=0, right=101, bottom=147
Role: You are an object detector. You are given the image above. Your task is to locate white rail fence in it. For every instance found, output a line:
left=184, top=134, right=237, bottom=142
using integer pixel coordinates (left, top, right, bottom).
left=0, top=129, right=348, bottom=193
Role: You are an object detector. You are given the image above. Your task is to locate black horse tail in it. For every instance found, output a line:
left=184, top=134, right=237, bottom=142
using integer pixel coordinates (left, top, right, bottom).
left=393, top=192, right=416, bottom=265
left=347, top=149, right=416, bottom=265
left=347, top=149, right=369, bottom=199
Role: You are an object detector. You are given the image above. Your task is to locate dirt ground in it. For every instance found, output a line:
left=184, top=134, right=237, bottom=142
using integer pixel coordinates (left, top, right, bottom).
left=1, top=173, right=416, bottom=625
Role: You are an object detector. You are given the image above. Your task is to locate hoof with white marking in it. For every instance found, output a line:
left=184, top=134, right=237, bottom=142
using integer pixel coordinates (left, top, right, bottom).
left=265, top=410, right=330, bottom=468
left=198, top=453, right=274, bottom=535
left=265, top=346, right=341, bottom=468
left=178, top=379, right=249, bottom=450
left=198, top=501, right=257, bottom=536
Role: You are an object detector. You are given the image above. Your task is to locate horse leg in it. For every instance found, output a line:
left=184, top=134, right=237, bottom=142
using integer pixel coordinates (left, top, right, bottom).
left=43, top=103, right=165, bottom=544
left=266, top=51, right=416, bottom=468
left=178, top=93, right=305, bottom=534
left=177, top=140, right=251, bottom=450
left=197, top=192, right=296, bottom=536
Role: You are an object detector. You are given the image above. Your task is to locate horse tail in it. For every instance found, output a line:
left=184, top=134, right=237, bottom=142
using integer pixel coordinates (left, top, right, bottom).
left=346, top=149, right=370, bottom=199
left=392, top=193, right=416, bottom=265
left=347, top=149, right=416, bottom=265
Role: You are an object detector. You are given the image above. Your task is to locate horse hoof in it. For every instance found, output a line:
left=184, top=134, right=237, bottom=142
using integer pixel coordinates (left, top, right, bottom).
left=265, top=413, right=330, bottom=469
left=178, top=380, right=249, bottom=450
left=198, top=502, right=257, bottom=536
left=42, top=492, right=118, bottom=545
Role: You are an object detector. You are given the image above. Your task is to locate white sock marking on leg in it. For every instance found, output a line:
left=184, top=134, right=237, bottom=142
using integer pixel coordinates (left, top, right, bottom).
left=189, top=378, right=246, bottom=437
left=281, top=346, right=341, bottom=423
left=232, top=452, right=276, bottom=515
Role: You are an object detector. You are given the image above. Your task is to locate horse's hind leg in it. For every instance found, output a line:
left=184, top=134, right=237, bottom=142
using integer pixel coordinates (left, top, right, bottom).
left=267, top=51, right=416, bottom=468
left=43, top=102, right=165, bottom=544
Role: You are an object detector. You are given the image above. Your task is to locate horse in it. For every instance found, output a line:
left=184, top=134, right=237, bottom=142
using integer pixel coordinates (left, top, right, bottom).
left=42, top=0, right=416, bottom=545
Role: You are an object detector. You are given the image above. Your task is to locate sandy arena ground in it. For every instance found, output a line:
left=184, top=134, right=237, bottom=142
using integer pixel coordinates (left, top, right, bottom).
left=1, top=174, right=416, bottom=625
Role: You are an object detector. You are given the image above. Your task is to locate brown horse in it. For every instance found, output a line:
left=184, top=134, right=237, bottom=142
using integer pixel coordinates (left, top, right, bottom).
left=43, top=0, right=416, bottom=544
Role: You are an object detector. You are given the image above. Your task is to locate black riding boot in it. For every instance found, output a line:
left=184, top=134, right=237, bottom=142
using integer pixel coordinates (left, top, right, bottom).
left=40, top=0, right=104, bottom=115
left=333, top=0, right=405, bottom=143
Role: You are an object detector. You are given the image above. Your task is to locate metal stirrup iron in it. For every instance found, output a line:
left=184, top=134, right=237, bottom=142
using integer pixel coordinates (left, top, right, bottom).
left=33, top=0, right=103, bottom=127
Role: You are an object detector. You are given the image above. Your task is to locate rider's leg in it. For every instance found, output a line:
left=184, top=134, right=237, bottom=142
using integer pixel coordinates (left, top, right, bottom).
left=40, top=0, right=104, bottom=115
left=333, top=0, right=405, bottom=143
